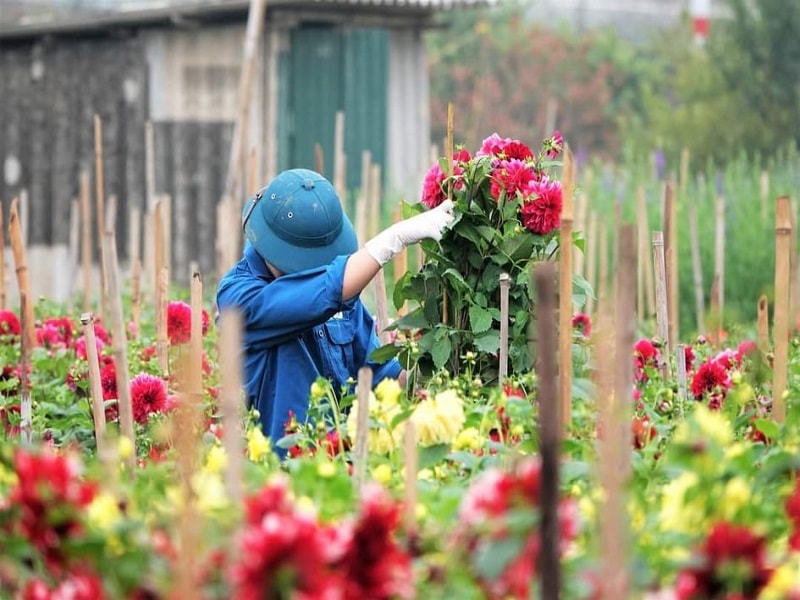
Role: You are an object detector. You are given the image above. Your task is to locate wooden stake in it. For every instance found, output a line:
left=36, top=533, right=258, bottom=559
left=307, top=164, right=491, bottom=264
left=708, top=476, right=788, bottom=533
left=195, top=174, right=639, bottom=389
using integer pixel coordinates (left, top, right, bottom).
left=145, top=120, right=156, bottom=212
left=498, top=272, right=511, bottom=385
left=760, top=170, right=769, bottom=224
left=574, top=177, right=589, bottom=278
left=773, top=196, right=792, bottom=423
left=333, top=111, right=346, bottom=205
left=162, top=194, right=172, bottom=281
left=790, top=198, right=798, bottom=325
left=0, top=200, right=6, bottom=310
left=80, top=172, right=92, bottom=313
left=373, top=269, right=390, bottom=345
left=356, top=151, right=371, bottom=245
left=128, top=206, right=141, bottom=277
left=532, top=261, right=560, bottom=599
left=157, top=266, right=170, bottom=375
left=688, top=202, right=706, bottom=335
left=713, top=195, right=726, bottom=344
left=314, top=143, right=325, bottom=176
left=369, top=164, right=382, bottom=239
left=446, top=102, right=454, bottom=201
left=9, top=199, right=35, bottom=350
left=18, top=190, right=28, bottom=251
left=403, top=419, right=418, bottom=536
left=190, top=272, right=203, bottom=398
left=559, top=146, right=575, bottom=434
left=353, top=367, right=372, bottom=493
left=652, top=231, right=671, bottom=379
left=94, top=115, right=108, bottom=322
left=102, top=230, right=135, bottom=463
left=757, top=295, right=770, bottom=352
left=663, top=182, right=678, bottom=347
left=586, top=210, right=598, bottom=315
left=599, top=218, right=609, bottom=305
left=219, top=309, right=244, bottom=504
left=81, top=312, right=108, bottom=456
left=68, top=199, right=81, bottom=307
left=393, top=205, right=408, bottom=315
left=18, top=292, right=32, bottom=445
left=131, top=259, right=141, bottom=341
left=223, top=0, right=269, bottom=202
left=675, top=344, right=688, bottom=409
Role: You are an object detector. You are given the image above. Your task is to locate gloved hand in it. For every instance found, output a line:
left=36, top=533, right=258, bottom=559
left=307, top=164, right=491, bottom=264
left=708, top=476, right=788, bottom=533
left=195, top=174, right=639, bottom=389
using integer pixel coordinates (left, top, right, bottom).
left=365, top=200, right=456, bottom=266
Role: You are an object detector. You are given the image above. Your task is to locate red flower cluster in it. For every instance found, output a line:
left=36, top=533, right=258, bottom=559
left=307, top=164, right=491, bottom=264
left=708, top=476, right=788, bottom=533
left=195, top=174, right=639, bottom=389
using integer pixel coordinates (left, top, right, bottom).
left=21, top=569, right=104, bottom=600
left=490, top=158, right=537, bottom=201
left=631, top=415, right=657, bottom=450
left=675, top=521, right=772, bottom=599
left=520, top=177, right=563, bottom=235
left=129, top=373, right=168, bottom=425
left=476, top=133, right=534, bottom=161
left=571, top=313, right=592, bottom=338
left=634, top=338, right=659, bottom=382
left=690, top=360, right=731, bottom=403
left=8, top=448, right=97, bottom=573
left=282, top=411, right=351, bottom=459
left=35, top=317, right=75, bottom=351
left=785, top=477, right=800, bottom=551
left=543, top=130, right=564, bottom=159
left=166, top=301, right=211, bottom=345
left=420, top=150, right=468, bottom=209
left=0, top=309, right=21, bottom=338
left=456, top=458, right=578, bottom=599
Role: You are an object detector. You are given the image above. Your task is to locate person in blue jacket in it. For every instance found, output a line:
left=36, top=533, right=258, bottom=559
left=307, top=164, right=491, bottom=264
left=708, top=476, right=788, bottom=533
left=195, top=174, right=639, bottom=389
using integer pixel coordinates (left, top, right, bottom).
left=216, top=168, right=454, bottom=452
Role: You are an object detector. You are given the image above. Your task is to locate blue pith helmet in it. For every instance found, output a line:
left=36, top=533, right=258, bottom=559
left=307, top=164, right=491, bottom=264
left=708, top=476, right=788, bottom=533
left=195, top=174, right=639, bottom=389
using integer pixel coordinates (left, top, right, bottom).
left=242, top=168, right=358, bottom=274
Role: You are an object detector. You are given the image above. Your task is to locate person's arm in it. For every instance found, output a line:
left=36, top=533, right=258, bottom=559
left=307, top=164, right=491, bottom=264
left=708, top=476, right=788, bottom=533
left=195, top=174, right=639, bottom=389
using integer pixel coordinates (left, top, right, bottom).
left=342, top=199, right=455, bottom=301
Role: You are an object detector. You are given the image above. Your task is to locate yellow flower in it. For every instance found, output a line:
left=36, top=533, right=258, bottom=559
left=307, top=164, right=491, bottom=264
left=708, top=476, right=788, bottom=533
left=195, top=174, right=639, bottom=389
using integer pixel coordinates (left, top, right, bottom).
left=192, top=471, right=229, bottom=514
left=295, top=495, right=316, bottom=516
left=118, top=436, right=134, bottom=461
left=347, top=394, right=402, bottom=455
left=247, top=427, right=271, bottom=462
left=204, top=444, right=228, bottom=474
left=725, top=442, right=747, bottom=460
left=660, top=472, right=703, bottom=535
left=87, top=492, right=121, bottom=530
left=375, top=378, right=402, bottom=407
left=453, top=427, right=483, bottom=451
left=578, top=496, right=595, bottom=524
left=760, top=556, right=800, bottom=599
left=372, top=463, right=393, bottom=485
left=317, top=461, right=336, bottom=479
left=675, top=404, right=732, bottom=447
left=415, top=503, right=428, bottom=520
left=721, top=477, right=751, bottom=519
left=0, top=464, right=17, bottom=487
left=411, top=389, right=465, bottom=447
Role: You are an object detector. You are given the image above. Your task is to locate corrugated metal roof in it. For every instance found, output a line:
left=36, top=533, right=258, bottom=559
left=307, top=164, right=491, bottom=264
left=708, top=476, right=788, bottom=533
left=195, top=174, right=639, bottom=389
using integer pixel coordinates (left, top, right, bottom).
left=0, top=0, right=493, bottom=40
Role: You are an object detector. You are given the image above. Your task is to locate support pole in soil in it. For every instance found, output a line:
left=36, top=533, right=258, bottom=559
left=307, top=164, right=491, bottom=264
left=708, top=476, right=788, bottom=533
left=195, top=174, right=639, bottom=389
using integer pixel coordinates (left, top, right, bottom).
left=652, top=231, right=671, bottom=379
left=94, top=115, right=108, bottom=323
left=157, top=266, right=170, bottom=375
left=559, top=146, right=575, bottom=434
left=663, top=182, right=678, bottom=347
left=131, top=260, right=141, bottom=341
left=773, top=195, right=792, bottom=423
left=19, top=293, right=32, bottom=445
left=102, top=230, right=135, bottom=463
left=533, top=261, right=560, bottom=599
left=81, top=312, right=108, bottom=457
left=757, top=295, right=770, bottom=353
left=353, top=366, right=372, bottom=494
left=9, top=198, right=35, bottom=350
left=219, top=309, right=244, bottom=505
left=333, top=111, right=346, bottom=205
left=190, top=272, right=204, bottom=399
left=688, top=202, right=705, bottom=335
left=68, top=199, right=81, bottom=307
left=498, top=272, right=511, bottom=385
left=675, top=344, right=688, bottom=412
left=80, top=172, right=92, bottom=313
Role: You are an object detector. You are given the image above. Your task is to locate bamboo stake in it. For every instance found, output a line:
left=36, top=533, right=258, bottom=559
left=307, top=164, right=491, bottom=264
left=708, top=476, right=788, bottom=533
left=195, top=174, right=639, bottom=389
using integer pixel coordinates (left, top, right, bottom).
left=403, top=419, right=418, bottom=537
left=675, top=344, right=688, bottom=409
left=641, top=193, right=656, bottom=318
left=190, top=272, right=203, bottom=398
left=636, top=187, right=646, bottom=322
left=757, top=295, right=770, bottom=352
left=368, top=164, right=382, bottom=239
left=18, top=292, right=31, bottom=445
left=773, top=196, right=792, bottom=423
left=663, top=182, right=678, bottom=347
left=162, top=194, right=172, bottom=281
left=9, top=199, right=35, bottom=350
left=81, top=172, right=92, bottom=313
left=599, top=218, right=609, bottom=305
left=105, top=195, right=117, bottom=234
left=18, top=190, right=28, bottom=251
left=223, top=0, right=269, bottom=202
left=713, top=195, right=726, bottom=344
left=356, top=151, right=371, bottom=245
left=393, top=205, right=408, bottom=315
left=532, top=261, right=560, bottom=598
left=102, top=230, right=135, bottom=462
left=219, top=309, right=244, bottom=504
left=559, top=146, right=575, bottom=434
left=373, top=269, right=390, bottom=345
left=688, top=202, right=706, bottom=335
left=314, top=143, right=325, bottom=176
left=68, top=199, right=81, bottom=307
left=353, top=366, right=372, bottom=493
left=760, top=170, right=769, bottom=224
left=0, top=200, right=5, bottom=310
left=498, top=272, right=511, bottom=385
left=94, top=115, right=108, bottom=322
left=652, top=231, right=671, bottom=379
left=601, top=224, right=635, bottom=600
left=81, top=312, right=108, bottom=456
left=131, top=259, right=141, bottom=340
left=790, top=198, right=798, bottom=324
left=157, top=266, right=170, bottom=375
left=333, top=111, right=346, bottom=205
left=574, top=177, right=588, bottom=278
left=445, top=102, right=454, bottom=201
left=145, top=120, right=156, bottom=212
left=586, top=210, right=598, bottom=315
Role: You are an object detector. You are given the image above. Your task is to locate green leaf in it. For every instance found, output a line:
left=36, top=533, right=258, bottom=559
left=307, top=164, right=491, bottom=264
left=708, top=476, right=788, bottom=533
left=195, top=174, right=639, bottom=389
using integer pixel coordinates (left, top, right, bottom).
left=469, top=305, right=493, bottom=334
left=368, top=344, right=402, bottom=364
left=418, top=443, right=451, bottom=469
left=391, top=310, right=430, bottom=331
left=473, top=535, right=527, bottom=580
left=753, top=418, right=780, bottom=440
left=474, top=330, right=501, bottom=354
left=392, top=271, right=413, bottom=311
left=431, top=336, right=452, bottom=370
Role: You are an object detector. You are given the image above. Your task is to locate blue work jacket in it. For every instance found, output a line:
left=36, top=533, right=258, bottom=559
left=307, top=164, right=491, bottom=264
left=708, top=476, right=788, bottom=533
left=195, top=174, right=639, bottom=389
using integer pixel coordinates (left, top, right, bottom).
left=216, top=244, right=402, bottom=451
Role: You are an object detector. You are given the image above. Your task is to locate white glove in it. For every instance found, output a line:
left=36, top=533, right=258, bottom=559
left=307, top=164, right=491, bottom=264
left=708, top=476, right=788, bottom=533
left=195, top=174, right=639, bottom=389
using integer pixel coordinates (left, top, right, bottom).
left=365, top=200, right=456, bottom=266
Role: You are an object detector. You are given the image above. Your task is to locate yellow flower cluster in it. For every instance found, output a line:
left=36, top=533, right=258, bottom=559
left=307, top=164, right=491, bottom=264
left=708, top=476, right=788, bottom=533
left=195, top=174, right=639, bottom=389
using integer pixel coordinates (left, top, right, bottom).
left=760, top=555, right=800, bottom=599
left=247, top=427, right=271, bottom=462
left=347, top=383, right=403, bottom=455
left=411, top=389, right=466, bottom=447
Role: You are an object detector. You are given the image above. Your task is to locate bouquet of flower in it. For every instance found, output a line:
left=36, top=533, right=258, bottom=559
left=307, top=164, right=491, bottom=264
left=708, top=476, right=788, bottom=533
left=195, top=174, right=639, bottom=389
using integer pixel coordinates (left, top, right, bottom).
left=388, top=131, right=575, bottom=384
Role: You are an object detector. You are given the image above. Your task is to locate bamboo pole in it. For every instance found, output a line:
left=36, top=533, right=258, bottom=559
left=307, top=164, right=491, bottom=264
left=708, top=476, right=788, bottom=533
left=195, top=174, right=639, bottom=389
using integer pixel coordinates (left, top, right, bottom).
left=353, top=366, right=372, bottom=493
left=223, top=0, right=269, bottom=203
left=760, top=170, right=769, bottom=224
left=574, top=173, right=589, bottom=278
left=102, top=230, right=135, bottom=461
left=145, top=120, right=156, bottom=211
left=663, top=182, right=678, bottom=347
left=713, top=195, right=726, bottom=344
left=652, top=231, right=671, bottom=379
left=0, top=201, right=5, bottom=310
left=94, top=115, right=108, bottom=322
left=599, top=218, right=609, bottom=305
left=636, top=187, right=646, bottom=322
left=314, top=143, right=324, bottom=176
left=373, top=269, right=390, bottom=346
left=68, top=199, right=81, bottom=307
left=393, top=205, right=408, bottom=315
left=675, top=344, right=688, bottom=410
left=190, top=272, right=203, bottom=398
left=368, top=164, right=382, bottom=239
left=403, top=419, right=418, bottom=537
left=757, top=295, right=770, bottom=352
left=688, top=202, right=706, bottom=335
left=9, top=199, right=35, bottom=350
left=445, top=102, right=454, bottom=201
left=356, top=151, right=371, bottom=245
left=81, top=313, right=108, bottom=456
left=773, top=196, right=792, bottom=423
left=18, top=190, right=28, bottom=251
left=790, top=198, right=798, bottom=325
left=157, top=266, right=170, bottom=374
left=586, top=210, right=598, bottom=315
left=333, top=111, right=346, bottom=206
left=80, top=171, right=92, bottom=313
left=559, top=147, right=575, bottom=434
left=18, top=292, right=31, bottom=445
left=219, top=309, right=244, bottom=504
left=162, top=194, right=172, bottom=282
left=498, top=272, right=511, bottom=385
left=131, top=259, right=141, bottom=340
left=532, top=261, right=560, bottom=598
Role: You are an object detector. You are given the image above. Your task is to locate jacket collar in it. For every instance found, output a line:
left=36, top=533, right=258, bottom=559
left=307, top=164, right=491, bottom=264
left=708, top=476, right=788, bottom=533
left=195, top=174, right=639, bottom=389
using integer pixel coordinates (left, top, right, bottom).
left=244, top=243, right=275, bottom=282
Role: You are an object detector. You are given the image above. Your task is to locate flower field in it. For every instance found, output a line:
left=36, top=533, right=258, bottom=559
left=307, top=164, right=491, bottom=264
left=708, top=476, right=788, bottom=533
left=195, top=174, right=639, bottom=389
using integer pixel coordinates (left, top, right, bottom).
left=2, top=132, right=800, bottom=600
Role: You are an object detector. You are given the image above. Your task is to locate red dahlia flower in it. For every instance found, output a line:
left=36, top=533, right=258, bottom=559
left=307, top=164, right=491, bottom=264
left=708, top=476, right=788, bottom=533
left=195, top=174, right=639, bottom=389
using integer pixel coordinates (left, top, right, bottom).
left=684, top=345, right=695, bottom=372
left=520, top=177, right=563, bottom=235
left=634, top=338, right=659, bottom=381
left=490, top=159, right=537, bottom=202
left=421, top=162, right=464, bottom=209
left=572, top=313, right=592, bottom=338
left=544, top=130, right=564, bottom=159
left=74, top=335, right=104, bottom=360
left=166, top=301, right=211, bottom=345
left=0, top=310, right=21, bottom=338
left=735, top=339, right=758, bottom=364
left=690, top=360, right=731, bottom=401
left=477, top=133, right=534, bottom=161
left=129, top=373, right=168, bottom=424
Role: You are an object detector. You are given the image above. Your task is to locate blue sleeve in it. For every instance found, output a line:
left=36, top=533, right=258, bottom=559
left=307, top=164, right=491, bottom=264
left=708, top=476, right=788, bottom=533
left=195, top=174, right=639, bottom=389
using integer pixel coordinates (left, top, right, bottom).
left=216, top=255, right=349, bottom=350
left=352, top=303, right=403, bottom=384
